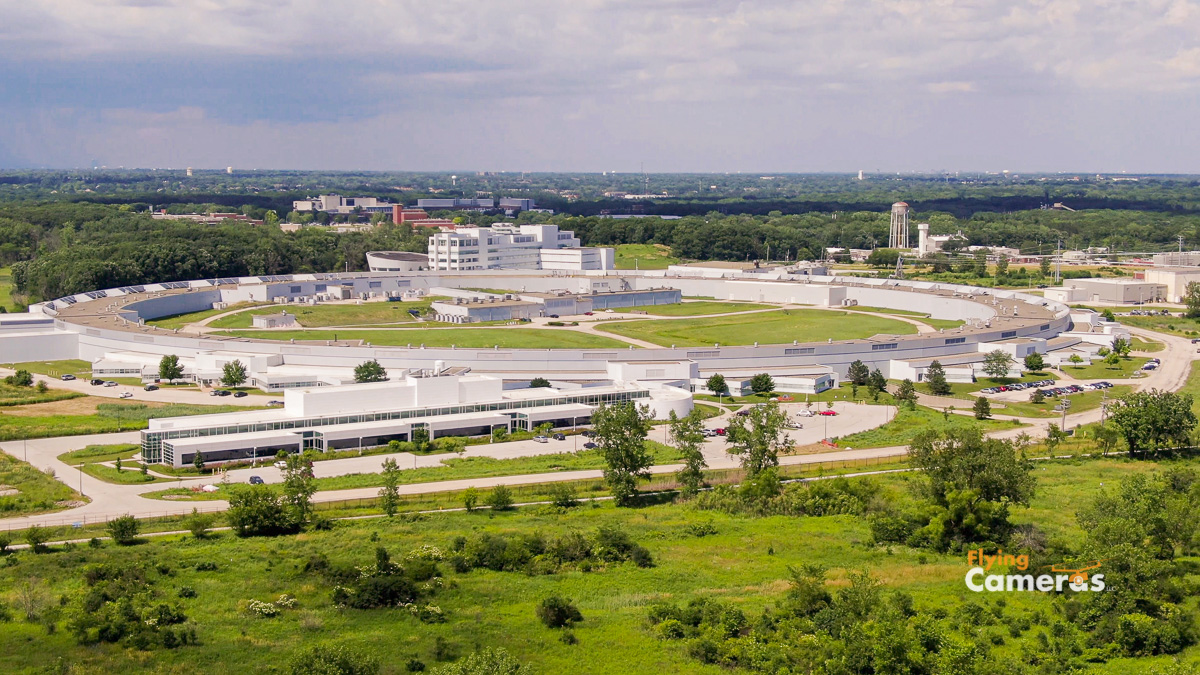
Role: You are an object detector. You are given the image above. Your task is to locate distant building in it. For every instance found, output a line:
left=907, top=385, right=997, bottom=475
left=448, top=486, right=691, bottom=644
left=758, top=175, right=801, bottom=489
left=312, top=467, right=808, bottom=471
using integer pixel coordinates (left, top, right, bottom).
left=151, top=211, right=264, bottom=226
left=365, top=251, right=430, bottom=272
left=427, top=224, right=613, bottom=271
left=1057, top=278, right=1165, bottom=304
left=1152, top=252, right=1200, bottom=267
left=293, top=194, right=395, bottom=215
left=416, top=198, right=495, bottom=210
left=1142, top=267, right=1200, bottom=302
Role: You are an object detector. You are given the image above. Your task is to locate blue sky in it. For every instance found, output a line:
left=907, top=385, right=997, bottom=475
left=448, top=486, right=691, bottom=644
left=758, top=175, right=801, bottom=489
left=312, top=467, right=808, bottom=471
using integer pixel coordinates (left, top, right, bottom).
left=2, top=0, right=1200, bottom=172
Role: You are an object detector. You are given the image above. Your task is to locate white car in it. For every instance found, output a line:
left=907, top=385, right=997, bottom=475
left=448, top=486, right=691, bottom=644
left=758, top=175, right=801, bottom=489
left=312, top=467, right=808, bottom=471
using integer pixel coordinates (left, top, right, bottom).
left=533, top=436, right=549, bottom=443
left=103, top=381, right=118, bottom=387
left=118, top=392, right=133, bottom=399
left=796, top=410, right=815, bottom=417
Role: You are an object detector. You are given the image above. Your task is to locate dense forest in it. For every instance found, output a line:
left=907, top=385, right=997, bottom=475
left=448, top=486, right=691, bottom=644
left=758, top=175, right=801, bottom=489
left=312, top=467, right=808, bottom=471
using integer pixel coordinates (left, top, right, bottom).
left=4, top=171, right=1200, bottom=303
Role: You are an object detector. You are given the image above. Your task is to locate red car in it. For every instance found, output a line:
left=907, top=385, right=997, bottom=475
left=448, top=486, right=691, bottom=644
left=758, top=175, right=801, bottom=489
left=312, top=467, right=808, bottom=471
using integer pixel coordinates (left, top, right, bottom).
left=714, top=428, right=727, bottom=436
left=817, top=410, right=838, bottom=416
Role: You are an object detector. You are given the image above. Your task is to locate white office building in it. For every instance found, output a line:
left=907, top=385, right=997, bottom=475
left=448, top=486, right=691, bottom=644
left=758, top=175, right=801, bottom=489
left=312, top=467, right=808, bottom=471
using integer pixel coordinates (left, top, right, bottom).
left=427, top=224, right=614, bottom=271
left=293, top=195, right=395, bottom=215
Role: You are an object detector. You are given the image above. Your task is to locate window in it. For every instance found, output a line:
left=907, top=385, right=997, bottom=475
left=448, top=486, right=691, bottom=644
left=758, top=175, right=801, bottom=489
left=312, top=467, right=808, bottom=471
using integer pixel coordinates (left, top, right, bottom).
left=289, top=285, right=301, bottom=293
left=785, top=347, right=815, bottom=355
left=369, top=281, right=382, bottom=289
left=1040, top=324, right=1050, bottom=330
left=945, top=337, right=966, bottom=345
left=872, top=343, right=898, bottom=351
left=1001, top=331, right=1017, bottom=339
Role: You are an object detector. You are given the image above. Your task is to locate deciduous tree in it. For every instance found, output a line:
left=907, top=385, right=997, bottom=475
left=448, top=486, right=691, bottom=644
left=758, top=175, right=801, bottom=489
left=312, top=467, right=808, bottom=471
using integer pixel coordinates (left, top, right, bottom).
left=725, top=402, right=788, bottom=478
left=354, top=359, right=388, bottom=383
left=592, top=401, right=654, bottom=506
left=669, top=408, right=707, bottom=496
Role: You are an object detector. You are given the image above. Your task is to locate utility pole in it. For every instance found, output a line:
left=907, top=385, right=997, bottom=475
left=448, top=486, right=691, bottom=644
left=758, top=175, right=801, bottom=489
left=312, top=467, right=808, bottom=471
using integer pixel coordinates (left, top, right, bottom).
left=1055, top=238, right=1062, bottom=284
left=1180, top=234, right=1186, bottom=254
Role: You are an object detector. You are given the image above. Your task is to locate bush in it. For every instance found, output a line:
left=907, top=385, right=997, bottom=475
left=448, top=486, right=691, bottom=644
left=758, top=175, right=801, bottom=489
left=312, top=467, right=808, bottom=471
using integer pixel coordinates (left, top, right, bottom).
left=629, top=545, right=655, bottom=568
left=88, top=537, right=102, bottom=549
left=195, top=561, right=218, bottom=572
left=228, top=486, right=299, bottom=537
left=485, top=485, right=514, bottom=511
left=432, top=648, right=530, bottom=675
left=25, top=525, right=48, bottom=552
left=106, top=515, right=140, bottom=546
left=289, top=644, right=380, bottom=675
left=178, top=586, right=197, bottom=599
left=0, top=532, right=10, bottom=553
left=548, top=483, right=578, bottom=508
left=536, top=595, right=583, bottom=628
left=186, top=508, right=214, bottom=539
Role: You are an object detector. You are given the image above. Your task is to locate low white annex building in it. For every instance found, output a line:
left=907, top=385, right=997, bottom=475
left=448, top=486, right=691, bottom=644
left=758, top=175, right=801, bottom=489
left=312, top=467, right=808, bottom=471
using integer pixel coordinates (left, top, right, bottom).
left=141, top=373, right=693, bottom=467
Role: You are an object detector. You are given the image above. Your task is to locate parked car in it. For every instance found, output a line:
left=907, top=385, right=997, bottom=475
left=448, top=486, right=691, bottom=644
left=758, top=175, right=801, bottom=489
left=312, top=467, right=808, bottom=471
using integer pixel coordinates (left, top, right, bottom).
left=103, top=381, right=118, bottom=387
left=213, top=389, right=232, bottom=396
left=249, top=476, right=264, bottom=485
left=583, top=311, right=594, bottom=316
left=548, top=314, right=559, bottom=319
left=143, top=384, right=159, bottom=391
left=796, top=409, right=815, bottom=417
left=60, top=374, right=76, bottom=381
left=90, top=378, right=104, bottom=386
left=119, top=392, right=133, bottom=399
left=581, top=430, right=596, bottom=438
left=267, top=400, right=284, bottom=406
left=817, top=410, right=838, bottom=416
left=233, top=391, right=248, bottom=398
left=533, top=435, right=549, bottom=443
left=714, top=428, right=727, bottom=436
left=552, top=433, right=566, bottom=441
left=274, top=461, right=288, bottom=469
left=583, top=441, right=597, bottom=449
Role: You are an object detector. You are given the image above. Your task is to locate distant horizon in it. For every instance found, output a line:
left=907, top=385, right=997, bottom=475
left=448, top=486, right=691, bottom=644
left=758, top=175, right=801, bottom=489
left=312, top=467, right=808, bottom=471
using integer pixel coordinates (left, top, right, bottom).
left=3, top=167, right=1199, bottom=178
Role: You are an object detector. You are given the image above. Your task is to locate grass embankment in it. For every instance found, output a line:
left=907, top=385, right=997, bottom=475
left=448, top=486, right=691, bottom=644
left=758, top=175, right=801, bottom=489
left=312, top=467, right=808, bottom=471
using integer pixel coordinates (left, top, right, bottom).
left=207, top=298, right=448, bottom=329
left=215, top=328, right=633, bottom=349
left=145, top=441, right=686, bottom=501
left=0, top=383, right=84, bottom=407
left=613, top=243, right=679, bottom=269
left=597, top=309, right=917, bottom=347
left=835, top=406, right=1022, bottom=449
left=633, top=301, right=769, bottom=316
left=0, top=403, right=258, bottom=442
left=0, top=451, right=85, bottom=517
left=1059, top=356, right=1149, bottom=380
left=0, top=456, right=1194, bottom=673
left=145, top=302, right=272, bottom=330
left=3, top=359, right=93, bottom=379
left=1130, top=336, right=1165, bottom=352
left=1118, top=313, right=1200, bottom=338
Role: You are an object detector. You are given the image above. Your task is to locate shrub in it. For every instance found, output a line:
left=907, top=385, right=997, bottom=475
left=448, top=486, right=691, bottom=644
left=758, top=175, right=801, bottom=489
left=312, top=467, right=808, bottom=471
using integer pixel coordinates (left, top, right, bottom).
left=433, top=636, right=458, bottom=662
left=485, top=485, right=514, bottom=511
left=536, top=595, right=583, bottom=628
left=227, top=486, right=299, bottom=537
left=186, top=508, right=214, bottom=539
left=657, top=618, right=687, bottom=639
left=432, top=648, right=530, bottom=675
left=686, top=522, right=718, bottom=537
left=195, top=561, right=218, bottom=572
left=289, top=644, right=380, bottom=675
left=0, top=532, right=10, bottom=553
left=106, top=515, right=140, bottom=546
left=88, top=537, right=102, bottom=549
left=560, top=629, right=578, bottom=645
left=406, top=656, right=427, bottom=672
left=630, top=545, right=655, bottom=568
left=25, top=525, right=48, bottom=552
left=462, top=488, right=478, bottom=512
left=548, top=483, right=579, bottom=508
left=178, top=587, right=197, bottom=599
left=249, top=599, right=281, bottom=618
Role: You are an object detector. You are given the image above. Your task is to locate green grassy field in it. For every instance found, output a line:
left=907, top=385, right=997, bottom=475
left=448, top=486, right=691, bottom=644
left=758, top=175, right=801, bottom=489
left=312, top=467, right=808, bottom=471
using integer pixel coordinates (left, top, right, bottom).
left=0, top=383, right=84, bottom=407
left=0, top=403, right=258, bottom=442
left=207, top=298, right=447, bottom=329
left=613, top=243, right=679, bottom=270
left=596, top=309, right=917, bottom=347
left=1059, top=356, right=1149, bottom=380
left=1130, top=336, right=1165, bottom=352
left=0, top=266, right=17, bottom=311
left=0, top=456, right=1194, bottom=674
left=57, top=443, right=139, bottom=464
left=835, top=406, right=1022, bottom=448
left=0, top=450, right=85, bottom=517
left=215, top=328, right=633, bottom=349
left=145, top=302, right=272, bottom=330
left=1118, top=313, right=1200, bottom=338
left=918, top=372, right=1060, bottom=401
left=633, top=301, right=770, bottom=316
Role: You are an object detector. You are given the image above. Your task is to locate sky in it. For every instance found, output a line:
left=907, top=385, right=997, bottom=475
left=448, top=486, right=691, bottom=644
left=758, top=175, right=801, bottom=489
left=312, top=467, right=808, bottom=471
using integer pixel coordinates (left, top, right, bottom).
left=2, top=0, right=1200, bottom=173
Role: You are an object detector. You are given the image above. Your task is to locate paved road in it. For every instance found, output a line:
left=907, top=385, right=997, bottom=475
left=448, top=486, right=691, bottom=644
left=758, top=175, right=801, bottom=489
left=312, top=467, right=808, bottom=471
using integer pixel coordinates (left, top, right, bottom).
left=0, top=326, right=1192, bottom=530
